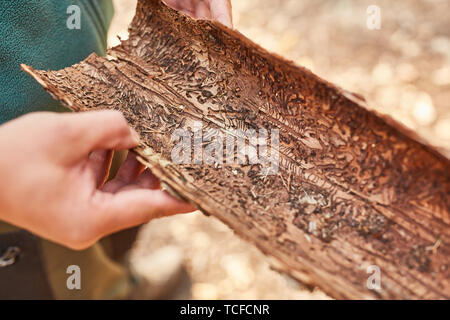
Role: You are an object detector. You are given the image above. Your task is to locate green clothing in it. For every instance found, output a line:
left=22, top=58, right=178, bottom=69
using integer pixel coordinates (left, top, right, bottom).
left=0, top=0, right=114, bottom=124
left=0, top=223, right=134, bottom=300
left=0, top=0, right=138, bottom=299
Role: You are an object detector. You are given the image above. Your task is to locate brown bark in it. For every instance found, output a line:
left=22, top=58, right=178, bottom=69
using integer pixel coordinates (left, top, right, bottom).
left=22, top=0, right=449, bottom=299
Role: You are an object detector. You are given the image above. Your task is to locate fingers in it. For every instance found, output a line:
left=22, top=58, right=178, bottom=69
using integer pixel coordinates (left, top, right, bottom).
left=193, top=1, right=211, bottom=19
left=163, top=0, right=232, bottom=27
left=115, top=152, right=146, bottom=182
left=115, top=169, right=161, bottom=192
left=102, top=152, right=146, bottom=192
left=134, top=169, right=161, bottom=189
left=94, top=189, right=196, bottom=236
left=88, top=150, right=114, bottom=187
left=209, top=0, right=233, bottom=27
left=163, top=0, right=194, bottom=15
left=62, top=110, right=140, bottom=163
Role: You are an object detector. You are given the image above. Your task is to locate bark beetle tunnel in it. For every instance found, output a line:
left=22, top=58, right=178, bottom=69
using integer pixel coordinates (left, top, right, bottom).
left=22, top=0, right=449, bottom=299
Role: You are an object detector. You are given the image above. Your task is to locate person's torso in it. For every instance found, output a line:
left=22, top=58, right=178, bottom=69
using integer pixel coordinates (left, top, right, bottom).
left=0, top=0, right=114, bottom=124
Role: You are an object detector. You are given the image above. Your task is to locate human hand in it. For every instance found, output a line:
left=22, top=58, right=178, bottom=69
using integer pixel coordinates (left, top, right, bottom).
left=0, top=111, right=194, bottom=250
left=163, top=0, right=233, bottom=28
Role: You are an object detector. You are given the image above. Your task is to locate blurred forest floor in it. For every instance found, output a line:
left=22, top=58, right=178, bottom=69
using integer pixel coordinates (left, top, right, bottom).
left=109, top=0, right=450, bottom=299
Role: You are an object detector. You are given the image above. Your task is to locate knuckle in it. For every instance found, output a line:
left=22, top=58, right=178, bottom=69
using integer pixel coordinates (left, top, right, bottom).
left=63, top=219, right=98, bottom=250
left=66, top=241, right=91, bottom=251
left=64, top=235, right=91, bottom=251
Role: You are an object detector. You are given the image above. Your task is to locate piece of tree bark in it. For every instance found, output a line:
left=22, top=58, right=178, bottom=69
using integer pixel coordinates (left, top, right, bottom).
left=22, top=0, right=449, bottom=299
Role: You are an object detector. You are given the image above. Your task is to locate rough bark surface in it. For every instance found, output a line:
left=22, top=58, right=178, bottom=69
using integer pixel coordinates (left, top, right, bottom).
left=22, top=0, right=449, bottom=299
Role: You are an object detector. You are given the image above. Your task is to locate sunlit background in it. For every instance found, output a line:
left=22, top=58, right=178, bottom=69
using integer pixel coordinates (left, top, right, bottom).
left=109, top=0, right=450, bottom=299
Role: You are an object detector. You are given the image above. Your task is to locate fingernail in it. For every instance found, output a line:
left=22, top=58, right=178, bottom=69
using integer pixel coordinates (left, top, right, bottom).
left=130, top=128, right=140, bottom=144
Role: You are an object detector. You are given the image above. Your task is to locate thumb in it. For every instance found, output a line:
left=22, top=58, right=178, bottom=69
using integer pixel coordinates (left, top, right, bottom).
left=63, top=110, right=140, bottom=162
left=93, top=189, right=195, bottom=237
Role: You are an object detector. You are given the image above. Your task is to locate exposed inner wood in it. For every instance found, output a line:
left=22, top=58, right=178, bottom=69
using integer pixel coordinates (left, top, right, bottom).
left=22, top=0, right=449, bottom=299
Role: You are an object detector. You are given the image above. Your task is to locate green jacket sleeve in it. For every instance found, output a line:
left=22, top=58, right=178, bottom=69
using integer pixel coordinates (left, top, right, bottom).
left=0, top=0, right=114, bottom=124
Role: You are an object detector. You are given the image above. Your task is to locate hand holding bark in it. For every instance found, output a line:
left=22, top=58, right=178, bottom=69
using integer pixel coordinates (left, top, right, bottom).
left=0, top=111, right=194, bottom=250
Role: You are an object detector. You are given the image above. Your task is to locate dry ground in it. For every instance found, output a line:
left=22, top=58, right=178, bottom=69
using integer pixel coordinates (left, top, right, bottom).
left=109, top=0, right=450, bottom=299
